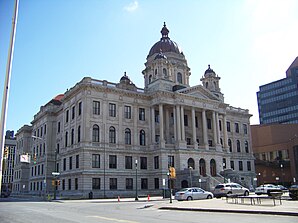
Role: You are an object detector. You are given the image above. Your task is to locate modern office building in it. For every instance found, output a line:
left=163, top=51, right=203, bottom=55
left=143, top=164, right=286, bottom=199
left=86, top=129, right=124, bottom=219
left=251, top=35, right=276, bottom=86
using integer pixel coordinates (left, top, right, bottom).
left=13, top=23, right=255, bottom=199
left=257, top=56, right=298, bottom=124
left=251, top=124, right=298, bottom=187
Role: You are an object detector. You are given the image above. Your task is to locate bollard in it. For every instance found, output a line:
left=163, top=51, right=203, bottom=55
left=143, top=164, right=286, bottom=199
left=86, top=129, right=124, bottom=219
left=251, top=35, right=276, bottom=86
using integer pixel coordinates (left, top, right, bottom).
left=118, top=196, right=120, bottom=202
left=147, top=194, right=150, bottom=202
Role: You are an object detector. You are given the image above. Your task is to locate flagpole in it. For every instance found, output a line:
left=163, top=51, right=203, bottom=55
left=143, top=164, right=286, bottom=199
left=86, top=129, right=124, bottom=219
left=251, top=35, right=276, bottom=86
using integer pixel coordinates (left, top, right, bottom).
left=0, top=0, right=19, bottom=192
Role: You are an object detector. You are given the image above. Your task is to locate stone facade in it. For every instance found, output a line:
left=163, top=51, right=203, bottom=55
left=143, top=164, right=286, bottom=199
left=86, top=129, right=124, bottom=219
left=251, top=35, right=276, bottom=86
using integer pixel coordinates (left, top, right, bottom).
left=13, top=23, right=255, bottom=199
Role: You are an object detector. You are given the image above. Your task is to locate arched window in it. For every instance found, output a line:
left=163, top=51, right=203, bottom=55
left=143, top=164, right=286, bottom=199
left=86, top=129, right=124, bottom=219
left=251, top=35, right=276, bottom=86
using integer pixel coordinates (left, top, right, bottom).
left=188, top=158, right=195, bottom=169
left=220, top=138, right=223, bottom=145
left=228, top=139, right=232, bottom=152
left=109, top=126, right=116, bottom=143
left=206, top=82, right=209, bottom=88
left=163, top=68, right=167, bottom=77
left=223, top=158, right=226, bottom=169
left=125, top=128, right=131, bottom=145
left=155, top=69, right=157, bottom=75
left=210, top=159, right=216, bottom=176
left=199, top=159, right=206, bottom=176
left=71, top=129, right=74, bottom=145
left=177, top=72, right=183, bottom=84
left=140, top=130, right=146, bottom=146
left=77, top=126, right=81, bottom=143
left=65, top=131, right=68, bottom=147
left=92, top=125, right=100, bottom=142
left=245, top=141, right=249, bottom=153
left=237, top=140, right=241, bottom=152
left=149, top=75, right=152, bottom=84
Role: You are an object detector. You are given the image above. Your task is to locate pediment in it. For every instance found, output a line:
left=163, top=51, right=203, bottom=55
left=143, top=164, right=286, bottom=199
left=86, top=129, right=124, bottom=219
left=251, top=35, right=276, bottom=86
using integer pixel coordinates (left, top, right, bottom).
left=177, top=85, right=220, bottom=101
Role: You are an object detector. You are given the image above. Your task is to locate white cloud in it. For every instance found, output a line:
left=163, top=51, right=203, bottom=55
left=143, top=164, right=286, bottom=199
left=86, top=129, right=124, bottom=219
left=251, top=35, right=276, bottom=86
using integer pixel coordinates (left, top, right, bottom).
left=123, top=1, right=139, bottom=12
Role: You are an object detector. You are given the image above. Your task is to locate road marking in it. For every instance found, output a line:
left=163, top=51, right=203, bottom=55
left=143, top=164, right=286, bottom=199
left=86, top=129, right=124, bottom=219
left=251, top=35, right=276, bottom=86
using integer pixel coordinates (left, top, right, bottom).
left=87, top=215, right=139, bottom=223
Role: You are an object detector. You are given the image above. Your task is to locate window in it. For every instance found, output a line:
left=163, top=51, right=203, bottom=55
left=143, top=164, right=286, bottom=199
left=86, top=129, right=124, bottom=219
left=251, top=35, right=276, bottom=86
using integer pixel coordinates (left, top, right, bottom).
left=109, top=103, right=116, bottom=117
left=140, top=157, right=147, bottom=169
left=69, top=156, right=72, bottom=170
left=57, top=143, right=60, bottom=154
left=76, top=154, right=79, bottom=168
left=126, top=178, right=133, bottom=190
left=223, top=158, right=226, bottom=169
left=208, top=140, right=213, bottom=147
left=65, top=132, right=68, bottom=147
left=141, top=178, right=148, bottom=190
left=227, top=121, right=231, bottom=132
left=235, top=123, right=239, bottom=133
left=57, top=122, right=61, bottom=133
left=78, top=102, right=82, bottom=116
left=219, top=120, right=222, bottom=131
left=62, top=179, right=65, bottom=190
left=71, top=129, right=74, bottom=145
left=177, top=72, right=182, bottom=84
left=243, top=124, right=247, bottom=134
left=186, top=138, right=191, bottom=145
left=155, top=110, right=159, bottom=123
left=230, top=160, right=234, bottom=170
left=239, top=161, right=243, bottom=171
left=140, top=130, right=146, bottom=146
left=93, top=101, right=100, bottom=115
left=207, top=118, right=212, bottom=129
left=92, top=178, right=100, bottom=190
left=245, top=141, right=249, bottom=153
left=63, top=158, right=66, bottom=171
left=72, top=106, right=75, bottom=119
left=66, top=110, right=69, bottom=123
left=92, top=125, right=100, bottom=142
left=154, top=178, right=159, bottom=189
left=228, top=139, right=232, bottom=152
left=125, top=128, right=131, bottom=145
left=168, top=155, right=174, bottom=167
left=68, top=179, right=71, bottom=190
left=75, top=178, right=78, bottom=190
left=110, top=178, right=117, bottom=190
left=77, top=126, right=81, bottom=143
left=247, top=161, right=251, bottom=171
left=184, top=115, right=188, bottom=126
left=125, top=156, right=132, bottom=169
left=109, top=126, right=116, bottom=143
left=237, top=140, right=241, bottom=152
left=154, top=156, right=159, bottom=169
left=109, top=155, right=117, bottom=169
left=139, top=108, right=145, bottom=121
left=195, top=117, right=198, bottom=128
left=44, top=124, right=46, bottom=135
left=92, top=154, right=100, bottom=168
left=124, top=105, right=131, bottom=119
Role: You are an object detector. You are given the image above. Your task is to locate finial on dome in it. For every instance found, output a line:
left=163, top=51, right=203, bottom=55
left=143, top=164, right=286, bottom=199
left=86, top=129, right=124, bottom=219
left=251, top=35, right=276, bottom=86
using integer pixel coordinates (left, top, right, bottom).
left=124, top=71, right=127, bottom=76
left=208, top=64, right=210, bottom=69
left=161, top=22, right=169, bottom=39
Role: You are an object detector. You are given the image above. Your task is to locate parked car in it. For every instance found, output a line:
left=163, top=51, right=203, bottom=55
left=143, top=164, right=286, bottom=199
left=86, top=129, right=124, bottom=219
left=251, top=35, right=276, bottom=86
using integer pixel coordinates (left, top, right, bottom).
left=277, top=185, right=288, bottom=191
left=255, top=184, right=282, bottom=196
left=1, top=190, right=10, bottom=198
left=213, top=183, right=249, bottom=198
left=174, top=187, right=213, bottom=201
left=289, top=184, right=298, bottom=200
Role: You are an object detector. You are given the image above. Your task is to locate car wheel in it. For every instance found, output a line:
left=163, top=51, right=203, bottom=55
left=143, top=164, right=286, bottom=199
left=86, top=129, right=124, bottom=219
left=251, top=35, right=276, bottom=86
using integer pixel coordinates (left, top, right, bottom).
left=207, top=195, right=212, bottom=199
left=187, top=196, right=193, bottom=201
left=244, top=191, right=249, bottom=196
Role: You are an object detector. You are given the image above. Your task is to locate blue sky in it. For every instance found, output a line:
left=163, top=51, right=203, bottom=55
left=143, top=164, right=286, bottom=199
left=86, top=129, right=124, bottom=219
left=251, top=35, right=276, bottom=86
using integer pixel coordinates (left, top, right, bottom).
left=1, top=0, right=298, bottom=133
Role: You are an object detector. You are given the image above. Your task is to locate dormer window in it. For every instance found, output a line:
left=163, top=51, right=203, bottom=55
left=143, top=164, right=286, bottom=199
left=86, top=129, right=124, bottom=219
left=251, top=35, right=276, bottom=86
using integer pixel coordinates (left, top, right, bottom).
left=149, top=75, right=152, bottom=84
left=177, top=72, right=182, bottom=84
left=163, top=68, right=167, bottom=77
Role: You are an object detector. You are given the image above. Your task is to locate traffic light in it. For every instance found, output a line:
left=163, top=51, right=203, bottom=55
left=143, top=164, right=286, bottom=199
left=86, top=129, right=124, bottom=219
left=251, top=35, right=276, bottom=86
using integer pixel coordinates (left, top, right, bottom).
left=33, top=153, right=37, bottom=164
left=169, top=166, right=176, bottom=179
left=57, top=180, right=61, bottom=186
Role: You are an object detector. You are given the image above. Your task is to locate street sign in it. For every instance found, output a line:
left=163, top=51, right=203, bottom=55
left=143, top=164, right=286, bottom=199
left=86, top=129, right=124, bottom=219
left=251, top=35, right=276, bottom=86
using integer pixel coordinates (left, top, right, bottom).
left=52, top=172, right=60, bottom=176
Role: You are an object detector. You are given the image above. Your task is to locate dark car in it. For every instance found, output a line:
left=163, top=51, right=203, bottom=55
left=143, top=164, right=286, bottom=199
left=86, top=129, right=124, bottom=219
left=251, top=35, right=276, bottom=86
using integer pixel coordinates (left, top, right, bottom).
left=1, top=190, right=11, bottom=198
left=289, top=184, right=298, bottom=200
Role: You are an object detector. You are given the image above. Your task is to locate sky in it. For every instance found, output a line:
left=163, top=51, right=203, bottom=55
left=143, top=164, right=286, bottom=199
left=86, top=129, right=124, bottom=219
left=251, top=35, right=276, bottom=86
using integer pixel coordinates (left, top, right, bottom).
left=0, top=0, right=298, bottom=133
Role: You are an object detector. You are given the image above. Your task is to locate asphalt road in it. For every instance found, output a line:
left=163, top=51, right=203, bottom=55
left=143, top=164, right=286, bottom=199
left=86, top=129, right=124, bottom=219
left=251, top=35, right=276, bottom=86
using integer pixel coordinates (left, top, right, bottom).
left=0, top=197, right=297, bottom=223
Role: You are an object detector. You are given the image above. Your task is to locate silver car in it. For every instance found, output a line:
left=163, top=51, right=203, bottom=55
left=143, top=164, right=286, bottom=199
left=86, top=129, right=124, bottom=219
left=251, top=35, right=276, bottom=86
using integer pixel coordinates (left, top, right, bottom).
left=175, top=187, right=213, bottom=201
left=213, top=183, right=249, bottom=198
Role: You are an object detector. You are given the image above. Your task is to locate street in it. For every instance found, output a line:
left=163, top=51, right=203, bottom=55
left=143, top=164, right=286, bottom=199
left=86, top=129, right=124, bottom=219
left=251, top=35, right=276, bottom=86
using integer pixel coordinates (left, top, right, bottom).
left=0, top=197, right=297, bottom=223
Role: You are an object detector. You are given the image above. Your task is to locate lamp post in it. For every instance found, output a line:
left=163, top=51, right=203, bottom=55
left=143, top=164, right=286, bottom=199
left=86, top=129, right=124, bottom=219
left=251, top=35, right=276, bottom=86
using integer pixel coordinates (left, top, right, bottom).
left=189, top=166, right=193, bottom=187
left=167, top=172, right=172, bottom=203
left=280, top=164, right=283, bottom=186
left=135, top=159, right=138, bottom=201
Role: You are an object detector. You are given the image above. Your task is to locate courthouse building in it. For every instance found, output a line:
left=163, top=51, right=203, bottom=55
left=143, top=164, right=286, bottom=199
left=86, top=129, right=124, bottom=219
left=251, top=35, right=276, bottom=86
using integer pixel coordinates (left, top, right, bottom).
left=13, top=23, right=255, bottom=198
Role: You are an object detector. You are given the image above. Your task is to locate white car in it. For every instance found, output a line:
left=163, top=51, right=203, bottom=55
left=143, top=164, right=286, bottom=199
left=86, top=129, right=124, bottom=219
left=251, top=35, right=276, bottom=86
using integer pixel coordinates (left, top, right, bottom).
left=255, top=184, right=282, bottom=195
left=175, top=187, right=213, bottom=201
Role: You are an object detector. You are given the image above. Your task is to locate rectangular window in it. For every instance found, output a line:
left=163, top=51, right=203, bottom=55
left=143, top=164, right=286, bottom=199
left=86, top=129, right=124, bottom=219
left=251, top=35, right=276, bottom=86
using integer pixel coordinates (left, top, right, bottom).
left=63, top=158, right=66, bottom=171
left=57, top=122, right=61, bottom=133
left=62, top=179, right=65, bottom=190
left=195, top=117, right=198, bottom=128
left=208, top=140, right=213, bottom=147
left=68, top=179, right=71, bottom=190
left=230, top=160, right=234, bottom=170
left=186, top=138, right=191, bottom=145
left=155, top=110, right=159, bottom=123
left=154, top=156, right=159, bottom=169
left=78, top=102, right=82, bottom=116
left=168, top=155, right=174, bottom=167
left=109, top=155, right=117, bottom=169
left=140, top=157, right=147, bottom=169
left=124, top=105, right=131, bottom=119
left=154, top=178, right=159, bottom=189
left=227, top=121, right=231, bottom=132
left=69, top=156, right=72, bottom=170
left=235, top=123, right=239, bottom=133
left=92, top=154, right=100, bottom=168
left=72, top=106, right=75, bottom=119
left=126, top=178, right=133, bottom=190
left=125, top=156, right=132, bottom=169
left=207, top=118, right=212, bottom=129
left=76, top=154, right=79, bottom=168
left=75, top=178, right=78, bottom=190
left=243, top=124, right=248, bottom=134
left=184, top=115, right=188, bottom=126
left=66, top=110, right=69, bottom=123
left=239, top=161, right=243, bottom=171
left=141, top=178, right=148, bottom=190
left=109, top=103, right=116, bottom=117
left=219, top=120, right=222, bottom=131
left=92, top=178, right=100, bottom=190
left=139, top=108, right=145, bottom=121
left=247, top=161, right=251, bottom=171
left=93, top=101, right=100, bottom=115
left=110, top=178, right=117, bottom=190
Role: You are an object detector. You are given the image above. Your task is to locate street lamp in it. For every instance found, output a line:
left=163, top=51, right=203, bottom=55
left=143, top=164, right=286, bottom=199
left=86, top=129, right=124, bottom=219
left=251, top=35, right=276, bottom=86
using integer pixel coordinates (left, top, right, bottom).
left=280, top=164, right=283, bottom=186
left=189, top=166, right=193, bottom=187
left=135, top=159, right=138, bottom=201
left=167, top=172, right=172, bottom=203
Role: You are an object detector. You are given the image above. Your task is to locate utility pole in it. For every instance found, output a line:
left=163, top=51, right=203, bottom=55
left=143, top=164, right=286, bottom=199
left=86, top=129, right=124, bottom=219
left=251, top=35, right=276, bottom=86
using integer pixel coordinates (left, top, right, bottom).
left=0, top=0, right=19, bottom=193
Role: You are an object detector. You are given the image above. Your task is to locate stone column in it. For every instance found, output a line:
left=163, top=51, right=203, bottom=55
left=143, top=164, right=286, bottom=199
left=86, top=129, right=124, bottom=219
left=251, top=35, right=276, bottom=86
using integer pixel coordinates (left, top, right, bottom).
left=176, top=105, right=181, bottom=142
left=216, top=112, right=221, bottom=144
left=212, top=111, right=217, bottom=147
left=223, top=114, right=229, bottom=150
left=180, top=106, right=185, bottom=142
left=159, top=104, right=165, bottom=147
left=173, top=107, right=177, bottom=143
left=165, top=108, right=170, bottom=144
left=191, top=107, right=197, bottom=149
left=151, top=107, right=155, bottom=144
left=202, top=110, right=208, bottom=149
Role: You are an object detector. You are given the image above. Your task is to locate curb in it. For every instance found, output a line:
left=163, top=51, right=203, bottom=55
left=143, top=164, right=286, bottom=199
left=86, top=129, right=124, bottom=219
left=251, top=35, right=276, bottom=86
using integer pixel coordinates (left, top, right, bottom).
left=159, top=206, right=298, bottom=217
